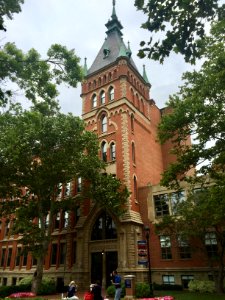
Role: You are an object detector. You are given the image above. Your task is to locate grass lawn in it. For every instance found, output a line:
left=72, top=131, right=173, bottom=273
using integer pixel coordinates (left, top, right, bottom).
left=154, top=290, right=225, bottom=300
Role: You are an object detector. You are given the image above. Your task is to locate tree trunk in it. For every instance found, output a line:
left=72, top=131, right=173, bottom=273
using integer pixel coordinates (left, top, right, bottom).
left=31, top=257, right=44, bottom=294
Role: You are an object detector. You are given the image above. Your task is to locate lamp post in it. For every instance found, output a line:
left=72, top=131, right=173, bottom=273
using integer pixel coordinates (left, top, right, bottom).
left=144, top=226, right=153, bottom=296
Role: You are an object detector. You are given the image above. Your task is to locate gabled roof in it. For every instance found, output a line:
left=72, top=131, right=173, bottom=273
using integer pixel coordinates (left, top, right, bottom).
left=87, top=2, right=138, bottom=76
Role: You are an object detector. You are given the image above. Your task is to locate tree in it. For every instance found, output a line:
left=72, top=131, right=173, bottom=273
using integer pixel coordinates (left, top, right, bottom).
left=0, top=0, right=24, bottom=31
left=155, top=19, right=225, bottom=293
left=0, top=107, right=129, bottom=293
left=134, top=0, right=225, bottom=63
left=0, top=42, right=83, bottom=112
left=0, top=19, right=129, bottom=295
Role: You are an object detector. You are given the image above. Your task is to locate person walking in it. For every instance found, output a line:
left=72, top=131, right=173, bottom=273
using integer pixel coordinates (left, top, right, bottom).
left=111, top=270, right=122, bottom=300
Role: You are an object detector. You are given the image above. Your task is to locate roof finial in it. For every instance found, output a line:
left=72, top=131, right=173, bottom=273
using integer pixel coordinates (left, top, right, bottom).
left=143, top=64, right=150, bottom=84
left=83, top=57, right=88, bottom=76
left=112, top=0, right=117, bottom=18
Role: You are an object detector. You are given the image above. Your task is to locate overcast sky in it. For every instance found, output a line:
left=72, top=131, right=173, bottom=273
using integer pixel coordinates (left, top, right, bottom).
left=3, top=0, right=195, bottom=116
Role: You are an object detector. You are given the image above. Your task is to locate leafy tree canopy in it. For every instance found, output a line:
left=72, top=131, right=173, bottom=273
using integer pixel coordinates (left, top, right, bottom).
left=135, top=0, right=225, bottom=63
left=0, top=0, right=24, bottom=31
left=157, top=19, right=225, bottom=188
left=0, top=42, right=83, bottom=113
left=156, top=19, right=225, bottom=293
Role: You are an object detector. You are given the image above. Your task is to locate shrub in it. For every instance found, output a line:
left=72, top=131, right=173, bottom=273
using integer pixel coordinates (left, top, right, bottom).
left=135, top=282, right=151, bottom=298
left=18, top=276, right=56, bottom=295
left=188, top=280, right=215, bottom=293
left=106, top=285, right=115, bottom=297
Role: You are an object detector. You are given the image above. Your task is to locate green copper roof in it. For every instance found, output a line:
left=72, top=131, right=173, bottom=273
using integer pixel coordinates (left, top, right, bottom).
left=143, top=65, right=150, bottom=84
left=83, top=57, right=88, bottom=76
left=87, top=1, right=137, bottom=75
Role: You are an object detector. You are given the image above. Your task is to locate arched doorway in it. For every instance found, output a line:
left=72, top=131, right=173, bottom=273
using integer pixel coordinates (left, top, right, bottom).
left=90, top=211, right=118, bottom=288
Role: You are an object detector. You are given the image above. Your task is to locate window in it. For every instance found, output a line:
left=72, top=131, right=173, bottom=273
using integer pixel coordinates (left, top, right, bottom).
left=22, top=252, right=27, bottom=267
left=171, top=191, right=185, bottom=214
left=160, top=235, right=172, bottom=259
left=62, top=211, right=69, bottom=228
left=109, top=87, right=114, bottom=101
left=77, top=177, right=82, bottom=193
left=132, top=142, right=136, bottom=164
left=75, top=206, right=80, bottom=223
left=134, top=176, right=137, bottom=200
left=91, top=211, right=117, bottom=240
left=0, top=248, right=6, bottom=267
left=110, top=142, right=116, bottom=161
left=59, top=243, right=66, bottom=265
left=15, top=247, right=21, bottom=267
left=101, top=141, right=107, bottom=162
left=72, top=241, right=77, bottom=265
left=6, top=248, right=12, bottom=267
left=162, top=275, right=175, bottom=285
left=51, top=244, right=58, bottom=265
left=100, top=91, right=106, bottom=104
left=101, top=115, right=107, bottom=133
left=131, top=114, right=134, bottom=132
left=205, top=232, right=218, bottom=257
left=181, top=275, right=194, bottom=289
left=177, top=236, right=191, bottom=259
left=65, top=182, right=71, bottom=196
left=154, top=194, right=169, bottom=217
left=54, top=212, right=60, bottom=230
left=92, top=94, right=97, bottom=108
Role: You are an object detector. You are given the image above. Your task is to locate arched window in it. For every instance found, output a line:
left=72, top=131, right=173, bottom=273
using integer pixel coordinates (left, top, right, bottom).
left=110, top=142, right=116, bottom=161
left=108, top=72, right=112, bottom=81
left=92, top=94, right=97, bottom=108
left=101, top=141, right=107, bottom=162
left=141, top=99, right=144, bottom=114
left=109, top=86, right=114, bottom=101
left=132, top=142, right=136, bottom=164
left=91, top=211, right=117, bottom=240
left=131, top=114, right=134, bottom=132
left=100, top=91, right=106, bottom=104
left=98, top=77, right=102, bottom=86
left=134, top=176, right=137, bottom=200
left=131, top=89, right=135, bottom=104
left=101, top=114, right=107, bottom=133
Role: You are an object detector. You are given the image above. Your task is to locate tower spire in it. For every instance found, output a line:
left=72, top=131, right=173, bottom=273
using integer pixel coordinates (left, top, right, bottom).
left=112, top=0, right=116, bottom=19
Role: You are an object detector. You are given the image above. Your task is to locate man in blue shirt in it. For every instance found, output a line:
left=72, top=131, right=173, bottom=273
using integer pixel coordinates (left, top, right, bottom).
left=111, top=270, right=122, bottom=300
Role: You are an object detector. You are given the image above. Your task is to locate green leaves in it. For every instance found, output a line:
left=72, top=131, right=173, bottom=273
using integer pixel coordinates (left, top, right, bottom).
left=135, top=0, right=223, bottom=63
left=0, top=42, right=83, bottom=114
left=0, top=0, right=24, bottom=31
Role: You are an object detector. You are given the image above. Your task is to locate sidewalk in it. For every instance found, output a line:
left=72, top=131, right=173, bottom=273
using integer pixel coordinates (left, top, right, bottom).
left=42, top=292, right=86, bottom=300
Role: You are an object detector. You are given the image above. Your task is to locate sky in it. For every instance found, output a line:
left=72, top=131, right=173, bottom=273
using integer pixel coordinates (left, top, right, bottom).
left=3, top=0, right=195, bottom=116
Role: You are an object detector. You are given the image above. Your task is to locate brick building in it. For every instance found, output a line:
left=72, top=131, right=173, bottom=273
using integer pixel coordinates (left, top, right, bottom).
left=0, top=1, right=212, bottom=291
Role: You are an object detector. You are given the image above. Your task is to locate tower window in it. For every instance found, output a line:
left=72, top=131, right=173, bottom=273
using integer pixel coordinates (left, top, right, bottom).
left=131, top=114, right=134, bottom=132
left=100, top=91, right=106, bottom=105
left=132, top=142, right=136, bottom=164
left=109, top=87, right=114, bottom=101
left=101, top=141, right=107, bottom=162
left=134, top=176, right=137, bottom=200
left=101, top=114, right=107, bottom=133
left=92, top=94, right=97, bottom=108
left=110, top=142, right=116, bottom=161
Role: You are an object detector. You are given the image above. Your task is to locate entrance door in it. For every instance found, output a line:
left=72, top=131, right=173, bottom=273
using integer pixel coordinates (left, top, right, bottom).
left=91, top=251, right=118, bottom=287
left=91, top=252, right=103, bottom=284
left=106, top=251, right=118, bottom=287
